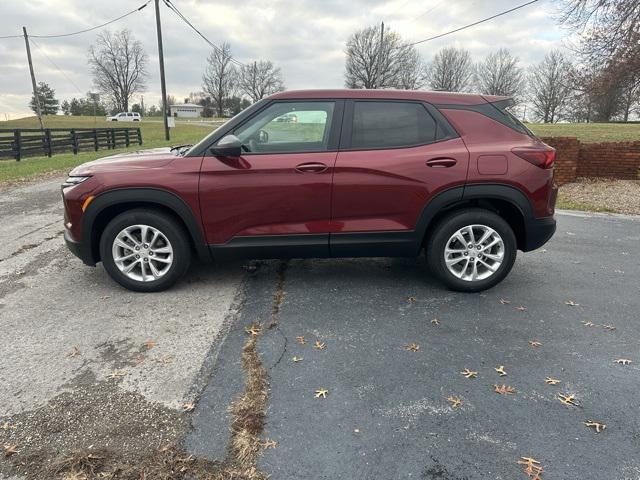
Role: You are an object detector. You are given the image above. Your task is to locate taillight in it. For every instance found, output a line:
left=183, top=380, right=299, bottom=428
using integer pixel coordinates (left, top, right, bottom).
left=512, top=147, right=556, bottom=169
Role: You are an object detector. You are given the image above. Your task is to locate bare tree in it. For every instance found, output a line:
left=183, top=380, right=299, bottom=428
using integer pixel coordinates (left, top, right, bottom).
left=528, top=50, right=574, bottom=123
left=345, top=24, right=423, bottom=89
left=239, top=60, right=285, bottom=102
left=475, top=49, right=525, bottom=98
left=426, top=47, right=473, bottom=92
left=202, top=43, right=237, bottom=117
left=88, top=29, right=148, bottom=112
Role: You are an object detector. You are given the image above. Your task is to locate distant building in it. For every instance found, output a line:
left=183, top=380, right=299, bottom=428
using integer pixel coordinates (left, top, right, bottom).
left=169, top=103, right=204, bottom=118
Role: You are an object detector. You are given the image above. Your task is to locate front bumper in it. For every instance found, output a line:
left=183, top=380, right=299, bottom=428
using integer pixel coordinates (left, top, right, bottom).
left=523, top=216, right=556, bottom=252
left=64, top=229, right=96, bottom=266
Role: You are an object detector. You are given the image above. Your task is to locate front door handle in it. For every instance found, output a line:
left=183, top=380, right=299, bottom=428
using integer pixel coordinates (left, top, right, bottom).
left=426, top=157, right=457, bottom=168
left=295, top=162, right=328, bottom=173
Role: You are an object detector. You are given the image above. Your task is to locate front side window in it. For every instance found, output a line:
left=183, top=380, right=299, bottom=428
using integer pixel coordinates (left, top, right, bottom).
left=351, top=101, right=438, bottom=149
left=234, top=101, right=335, bottom=154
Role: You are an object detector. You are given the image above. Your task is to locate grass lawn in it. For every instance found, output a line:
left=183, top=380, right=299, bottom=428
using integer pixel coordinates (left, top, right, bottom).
left=527, top=122, right=640, bottom=142
left=0, top=115, right=218, bottom=183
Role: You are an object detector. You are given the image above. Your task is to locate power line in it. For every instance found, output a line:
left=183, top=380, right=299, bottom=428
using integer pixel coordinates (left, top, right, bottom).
left=406, top=0, right=448, bottom=25
left=30, top=38, right=85, bottom=96
left=162, top=0, right=245, bottom=67
left=409, top=0, right=540, bottom=46
left=28, top=1, right=150, bottom=39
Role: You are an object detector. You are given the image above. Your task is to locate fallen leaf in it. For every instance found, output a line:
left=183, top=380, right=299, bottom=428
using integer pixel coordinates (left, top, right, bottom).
left=292, top=356, right=303, bottom=363
left=615, top=358, right=631, bottom=365
left=132, top=355, right=146, bottom=365
left=584, top=421, right=606, bottom=433
left=182, top=402, right=195, bottom=412
left=245, top=324, right=262, bottom=336
left=295, top=336, right=306, bottom=345
left=68, top=346, right=81, bottom=357
left=144, top=339, right=156, bottom=350
left=447, top=395, right=463, bottom=408
left=614, top=269, right=624, bottom=274
left=100, top=295, right=111, bottom=300
left=3, top=444, right=19, bottom=457
left=407, top=296, right=417, bottom=302
left=499, top=298, right=511, bottom=305
left=107, top=370, right=126, bottom=379
left=517, top=456, right=543, bottom=479
left=156, top=355, right=173, bottom=365
left=314, top=341, right=326, bottom=350
left=495, top=366, right=507, bottom=377
left=581, top=321, right=596, bottom=327
left=557, top=393, right=579, bottom=407
left=494, top=384, right=516, bottom=395
left=314, top=389, right=328, bottom=399
left=516, top=305, right=527, bottom=312
left=528, top=341, right=542, bottom=348
left=403, top=343, right=420, bottom=352
left=261, top=439, right=277, bottom=449
left=602, top=324, right=616, bottom=331
left=540, top=249, right=547, bottom=253
left=565, top=300, right=580, bottom=306
left=431, top=318, right=440, bottom=325
left=353, top=428, right=360, bottom=433
left=461, top=368, right=478, bottom=379
left=545, top=377, right=561, bottom=385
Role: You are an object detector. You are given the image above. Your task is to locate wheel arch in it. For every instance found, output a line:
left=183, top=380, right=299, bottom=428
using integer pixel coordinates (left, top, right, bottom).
left=82, top=188, right=210, bottom=265
left=418, top=184, right=534, bottom=251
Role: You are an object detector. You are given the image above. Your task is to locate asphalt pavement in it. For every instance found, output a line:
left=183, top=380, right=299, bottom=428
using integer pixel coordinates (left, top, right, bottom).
left=1, top=175, right=639, bottom=480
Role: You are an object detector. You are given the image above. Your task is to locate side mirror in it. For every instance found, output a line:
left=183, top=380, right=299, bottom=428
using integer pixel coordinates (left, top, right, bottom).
left=210, top=134, right=242, bottom=158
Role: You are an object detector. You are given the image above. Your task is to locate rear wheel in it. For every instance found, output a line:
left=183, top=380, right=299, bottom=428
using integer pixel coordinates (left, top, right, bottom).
left=426, top=209, right=516, bottom=292
left=99, top=209, right=191, bottom=292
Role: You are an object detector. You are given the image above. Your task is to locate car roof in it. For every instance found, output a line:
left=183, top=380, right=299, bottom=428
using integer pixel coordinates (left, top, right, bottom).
left=268, top=89, right=508, bottom=105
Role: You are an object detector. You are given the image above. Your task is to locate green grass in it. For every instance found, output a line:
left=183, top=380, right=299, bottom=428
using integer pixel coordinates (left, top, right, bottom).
left=0, top=115, right=216, bottom=183
left=556, top=197, right=618, bottom=214
left=527, top=122, right=640, bottom=142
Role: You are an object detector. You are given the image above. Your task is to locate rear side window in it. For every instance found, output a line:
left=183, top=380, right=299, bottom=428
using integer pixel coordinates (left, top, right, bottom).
left=351, top=101, right=438, bottom=149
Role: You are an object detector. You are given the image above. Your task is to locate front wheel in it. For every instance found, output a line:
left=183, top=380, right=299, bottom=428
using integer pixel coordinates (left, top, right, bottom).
left=426, top=209, right=517, bottom=292
left=99, top=209, right=191, bottom=292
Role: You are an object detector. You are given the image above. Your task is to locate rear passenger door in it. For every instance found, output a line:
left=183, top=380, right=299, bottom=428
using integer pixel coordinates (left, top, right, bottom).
left=330, top=100, right=469, bottom=255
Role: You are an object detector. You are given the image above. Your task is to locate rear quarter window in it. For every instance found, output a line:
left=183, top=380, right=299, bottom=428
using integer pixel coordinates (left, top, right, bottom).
left=351, top=101, right=439, bottom=149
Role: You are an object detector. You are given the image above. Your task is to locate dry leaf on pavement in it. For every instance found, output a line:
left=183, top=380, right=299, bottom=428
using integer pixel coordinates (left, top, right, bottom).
left=107, top=370, right=126, bottom=379
left=565, top=300, right=580, bottom=306
left=3, top=444, right=19, bottom=457
left=516, top=305, right=527, bottom=312
left=461, top=368, right=478, bottom=379
left=261, top=439, right=277, bottom=449
left=517, top=457, right=543, bottom=479
left=615, top=358, right=632, bottom=365
left=292, top=356, right=303, bottom=363
left=584, top=421, right=606, bottom=433
left=314, top=389, right=328, bottom=398
left=144, top=339, right=156, bottom=350
left=581, top=321, right=595, bottom=327
left=602, top=324, right=616, bottom=331
left=495, top=366, right=507, bottom=376
left=528, top=341, right=542, bottom=348
left=494, top=384, right=516, bottom=395
left=407, top=296, right=417, bottom=302
left=431, top=318, right=440, bottom=325
left=447, top=396, right=463, bottom=408
left=557, top=393, right=579, bottom=407
left=499, top=298, right=511, bottom=305
left=314, top=341, right=326, bottom=350
left=295, top=336, right=306, bottom=345
left=68, top=346, right=81, bottom=357
left=245, top=324, right=262, bottom=336
left=403, top=343, right=420, bottom=352
left=545, top=377, right=561, bottom=385
left=182, top=402, right=195, bottom=412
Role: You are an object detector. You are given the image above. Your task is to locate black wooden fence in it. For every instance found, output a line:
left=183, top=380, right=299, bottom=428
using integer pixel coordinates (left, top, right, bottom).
left=0, top=127, right=142, bottom=161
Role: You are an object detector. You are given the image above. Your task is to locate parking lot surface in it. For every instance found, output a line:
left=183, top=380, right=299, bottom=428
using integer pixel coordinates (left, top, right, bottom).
left=1, top=177, right=639, bottom=479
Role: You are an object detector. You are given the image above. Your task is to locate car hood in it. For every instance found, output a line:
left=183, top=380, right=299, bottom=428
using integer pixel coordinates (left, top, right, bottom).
left=70, top=147, right=177, bottom=175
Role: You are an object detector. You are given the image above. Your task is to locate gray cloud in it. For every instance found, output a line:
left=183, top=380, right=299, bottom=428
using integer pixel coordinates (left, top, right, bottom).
left=0, top=0, right=568, bottom=117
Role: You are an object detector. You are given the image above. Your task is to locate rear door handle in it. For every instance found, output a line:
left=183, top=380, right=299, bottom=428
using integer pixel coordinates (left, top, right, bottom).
left=426, top=158, right=457, bottom=168
left=295, top=162, right=328, bottom=173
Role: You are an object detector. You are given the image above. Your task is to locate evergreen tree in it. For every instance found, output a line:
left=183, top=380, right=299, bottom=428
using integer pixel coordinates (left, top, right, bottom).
left=30, top=82, right=59, bottom=115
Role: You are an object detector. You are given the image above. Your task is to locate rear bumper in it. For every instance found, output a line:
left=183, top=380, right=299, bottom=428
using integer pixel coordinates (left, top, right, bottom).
left=523, top=216, right=556, bottom=252
left=64, top=229, right=96, bottom=266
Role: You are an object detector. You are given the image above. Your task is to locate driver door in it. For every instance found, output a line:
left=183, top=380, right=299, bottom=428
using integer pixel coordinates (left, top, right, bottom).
left=199, top=99, right=343, bottom=258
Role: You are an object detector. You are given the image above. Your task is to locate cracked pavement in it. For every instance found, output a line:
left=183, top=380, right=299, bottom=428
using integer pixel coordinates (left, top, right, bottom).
left=1, top=176, right=640, bottom=479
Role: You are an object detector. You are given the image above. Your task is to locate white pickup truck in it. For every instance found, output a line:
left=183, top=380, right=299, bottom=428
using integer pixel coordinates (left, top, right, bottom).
left=107, top=112, right=141, bottom=122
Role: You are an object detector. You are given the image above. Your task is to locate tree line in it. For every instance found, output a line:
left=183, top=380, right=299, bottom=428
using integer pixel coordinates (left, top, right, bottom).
left=344, top=20, right=639, bottom=123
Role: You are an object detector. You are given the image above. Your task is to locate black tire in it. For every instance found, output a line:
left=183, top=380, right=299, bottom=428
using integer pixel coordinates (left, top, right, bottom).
left=99, top=209, right=191, bottom=292
left=426, top=208, right=517, bottom=292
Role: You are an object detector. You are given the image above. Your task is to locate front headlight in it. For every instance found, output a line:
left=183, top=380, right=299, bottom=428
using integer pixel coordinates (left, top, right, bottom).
left=62, top=175, right=91, bottom=188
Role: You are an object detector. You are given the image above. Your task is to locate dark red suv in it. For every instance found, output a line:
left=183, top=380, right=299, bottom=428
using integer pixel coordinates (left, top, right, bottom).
left=62, top=89, right=557, bottom=292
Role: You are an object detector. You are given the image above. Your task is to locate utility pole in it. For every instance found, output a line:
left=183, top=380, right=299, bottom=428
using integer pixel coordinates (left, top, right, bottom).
left=154, top=0, right=170, bottom=141
left=23, top=26, right=44, bottom=130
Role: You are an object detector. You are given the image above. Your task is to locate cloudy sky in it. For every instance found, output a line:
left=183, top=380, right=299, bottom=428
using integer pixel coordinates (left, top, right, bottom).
left=0, top=0, right=572, bottom=118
